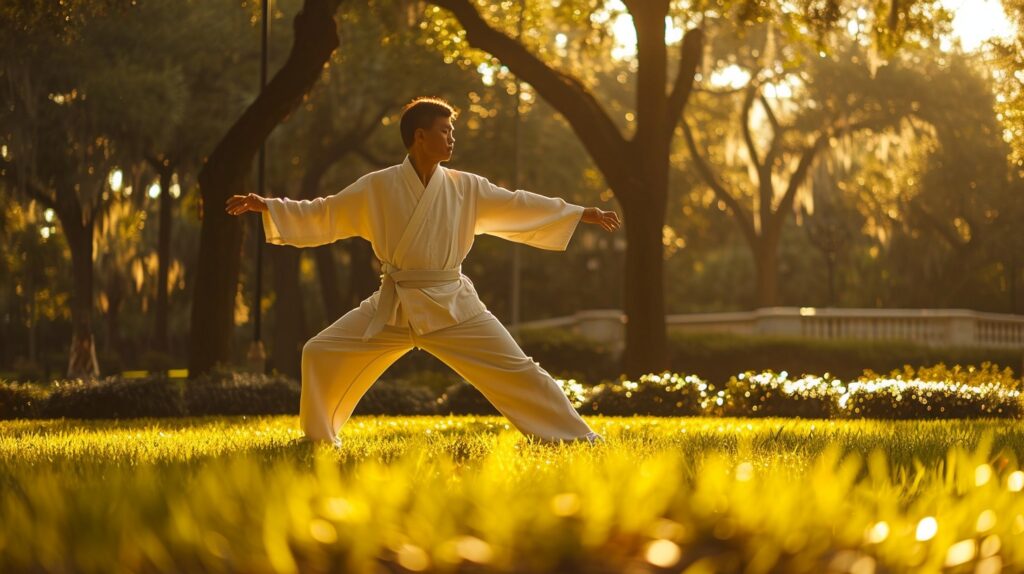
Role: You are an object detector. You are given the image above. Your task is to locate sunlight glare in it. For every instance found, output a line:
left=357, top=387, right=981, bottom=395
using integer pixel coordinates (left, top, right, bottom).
left=609, top=5, right=636, bottom=60
left=916, top=516, right=938, bottom=541
left=477, top=63, right=495, bottom=87
left=109, top=169, right=123, bottom=192
left=943, top=0, right=1014, bottom=52
left=709, top=64, right=751, bottom=89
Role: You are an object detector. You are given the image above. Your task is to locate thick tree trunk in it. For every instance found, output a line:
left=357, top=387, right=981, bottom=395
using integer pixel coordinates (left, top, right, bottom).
left=188, top=0, right=342, bottom=376
left=346, top=238, right=378, bottom=309
left=312, top=246, right=346, bottom=320
left=269, top=245, right=306, bottom=378
left=104, top=281, right=123, bottom=353
left=66, top=216, right=99, bottom=378
left=619, top=186, right=668, bottom=378
left=754, top=241, right=780, bottom=308
left=154, top=165, right=173, bottom=352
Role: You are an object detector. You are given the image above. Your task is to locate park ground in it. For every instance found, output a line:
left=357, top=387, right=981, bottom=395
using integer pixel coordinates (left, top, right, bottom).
left=1, top=415, right=1022, bottom=573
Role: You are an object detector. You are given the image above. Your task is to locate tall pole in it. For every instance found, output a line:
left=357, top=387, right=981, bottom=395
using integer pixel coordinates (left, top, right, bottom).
left=248, top=0, right=270, bottom=370
left=509, top=0, right=524, bottom=336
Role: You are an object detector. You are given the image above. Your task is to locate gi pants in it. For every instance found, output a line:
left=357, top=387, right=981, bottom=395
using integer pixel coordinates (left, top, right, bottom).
left=300, top=298, right=600, bottom=445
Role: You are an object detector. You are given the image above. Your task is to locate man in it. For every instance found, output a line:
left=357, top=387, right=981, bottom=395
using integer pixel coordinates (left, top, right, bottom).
left=226, top=97, right=621, bottom=446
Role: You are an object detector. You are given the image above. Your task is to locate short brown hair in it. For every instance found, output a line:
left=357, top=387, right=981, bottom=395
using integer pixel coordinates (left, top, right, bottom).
left=399, top=97, right=458, bottom=149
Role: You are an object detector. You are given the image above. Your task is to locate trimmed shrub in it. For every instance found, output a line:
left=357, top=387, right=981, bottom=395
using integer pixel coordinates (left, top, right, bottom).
left=437, top=381, right=500, bottom=415
left=41, top=376, right=187, bottom=419
left=0, top=382, right=47, bottom=419
left=519, top=329, right=620, bottom=383
left=353, top=380, right=438, bottom=416
left=185, top=372, right=299, bottom=416
left=722, top=372, right=840, bottom=418
left=582, top=372, right=714, bottom=416
left=840, top=363, right=1023, bottom=419
left=669, top=333, right=1022, bottom=385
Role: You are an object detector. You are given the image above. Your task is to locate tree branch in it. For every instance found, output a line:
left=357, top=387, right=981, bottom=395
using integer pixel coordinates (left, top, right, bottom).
left=300, top=104, right=392, bottom=200
left=0, top=159, right=57, bottom=209
left=354, top=146, right=390, bottom=169
left=665, top=27, right=705, bottom=142
left=741, top=86, right=762, bottom=171
left=431, top=0, right=628, bottom=188
left=910, top=200, right=969, bottom=250
left=693, top=85, right=746, bottom=96
left=772, top=132, right=829, bottom=234
left=198, top=0, right=343, bottom=196
left=680, top=119, right=758, bottom=246
left=759, top=94, right=785, bottom=173
left=759, top=94, right=782, bottom=135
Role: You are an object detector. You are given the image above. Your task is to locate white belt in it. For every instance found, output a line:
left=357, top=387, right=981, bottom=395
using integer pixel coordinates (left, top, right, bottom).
left=361, top=263, right=461, bottom=340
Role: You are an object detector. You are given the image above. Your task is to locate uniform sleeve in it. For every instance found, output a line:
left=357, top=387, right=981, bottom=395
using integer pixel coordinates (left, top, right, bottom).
left=474, top=178, right=584, bottom=251
left=262, top=178, right=369, bottom=248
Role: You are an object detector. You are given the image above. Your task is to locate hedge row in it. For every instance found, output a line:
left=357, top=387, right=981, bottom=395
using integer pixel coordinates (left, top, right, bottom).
left=516, top=330, right=1024, bottom=385
left=2, top=363, right=1020, bottom=420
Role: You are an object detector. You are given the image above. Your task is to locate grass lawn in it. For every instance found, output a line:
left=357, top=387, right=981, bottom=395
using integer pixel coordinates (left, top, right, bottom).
left=1, top=415, right=1022, bottom=573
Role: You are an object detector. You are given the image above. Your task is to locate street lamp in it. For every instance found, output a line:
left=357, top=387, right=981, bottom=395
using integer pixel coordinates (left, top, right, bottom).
left=509, top=0, right=524, bottom=337
left=248, top=0, right=271, bottom=371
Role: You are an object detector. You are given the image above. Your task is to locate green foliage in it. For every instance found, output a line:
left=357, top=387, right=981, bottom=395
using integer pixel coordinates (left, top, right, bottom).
left=185, top=372, right=299, bottom=417
left=723, top=371, right=841, bottom=418
left=437, top=381, right=501, bottom=415
left=519, top=328, right=619, bottom=383
left=42, top=376, right=189, bottom=419
left=352, top=380, right=439, bottom=416
left=668, top=332, right=1023, bottom=383
left=5, top=359, right=1021, bottom=421
left=584, top=372, right=714, bottom=416
left=842, top=362, right=1024, bottom=419
left=0, top=382, right=47, bottom=418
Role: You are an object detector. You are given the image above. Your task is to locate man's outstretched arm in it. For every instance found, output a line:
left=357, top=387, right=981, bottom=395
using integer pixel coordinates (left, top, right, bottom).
left=225, top=182, right=369, bottom=247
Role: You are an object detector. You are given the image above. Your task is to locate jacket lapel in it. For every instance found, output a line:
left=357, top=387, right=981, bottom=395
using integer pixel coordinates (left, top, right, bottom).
left=393, top=157, right=444, bottom=265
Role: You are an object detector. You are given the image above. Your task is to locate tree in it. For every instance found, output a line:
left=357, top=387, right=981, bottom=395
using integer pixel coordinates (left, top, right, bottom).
left=421, top=0, right=947, bottom=375
left=188, top=0, right=343, bottom=376
left=681, top=25, right=927, bottom=307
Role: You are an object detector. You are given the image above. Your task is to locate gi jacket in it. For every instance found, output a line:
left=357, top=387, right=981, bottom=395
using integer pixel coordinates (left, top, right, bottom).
left=262, top=156, right=584, bottom=336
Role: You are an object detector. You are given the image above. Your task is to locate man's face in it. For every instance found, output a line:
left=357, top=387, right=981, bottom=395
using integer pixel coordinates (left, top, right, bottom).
left=417, top=116, right=455, bottom=162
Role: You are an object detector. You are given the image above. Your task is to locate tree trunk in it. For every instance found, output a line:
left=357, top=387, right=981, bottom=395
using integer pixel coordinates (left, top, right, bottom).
left=269, top=245, right=306, bottom=378
left=619, top=185, right=668, bottom=378
left=312, top=246, right=346, bottom=320
left=188, top=0, right=342, bottom=377
left=65, top=215, right=100, bottom=378
left=346, top=238, right=378, bottom=309
left=154, top=165, right=173, bottom=352
left=104, top=280, right=123, bottom=354
left=754, top=241, right=780, bottom=308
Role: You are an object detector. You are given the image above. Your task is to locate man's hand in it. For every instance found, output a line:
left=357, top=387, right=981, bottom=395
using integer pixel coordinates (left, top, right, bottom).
left=581, top=207, right=621, bottom=232
left=225, top=193, right=268, bottom=216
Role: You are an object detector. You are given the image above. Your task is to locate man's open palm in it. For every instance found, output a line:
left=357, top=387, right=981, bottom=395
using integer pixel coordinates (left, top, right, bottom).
left=225, top=193, right=267, bottom=216
left=582, top=207, right=621, bottom=232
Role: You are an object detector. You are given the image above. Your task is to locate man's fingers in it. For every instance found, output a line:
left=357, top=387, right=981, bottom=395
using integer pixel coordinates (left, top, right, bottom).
left=225, top=195, right=251, bottom=215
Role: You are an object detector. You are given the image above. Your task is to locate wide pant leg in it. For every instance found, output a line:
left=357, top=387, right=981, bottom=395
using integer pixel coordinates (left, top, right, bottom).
left=417, top=311, right=600, bottom=443
left=299, top=298, right=413, bottom=445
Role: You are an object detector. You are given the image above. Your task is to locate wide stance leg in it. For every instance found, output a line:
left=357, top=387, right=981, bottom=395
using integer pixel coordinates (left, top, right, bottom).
left=418, top=311, right=599, bottom=443
left=300, top=299, right=413, bottom=444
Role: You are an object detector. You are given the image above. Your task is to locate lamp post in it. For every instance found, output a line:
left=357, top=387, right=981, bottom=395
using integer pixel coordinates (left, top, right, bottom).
left=509, top=0, right=524, bottom=337
left=247, top=0, right=271, bottom=371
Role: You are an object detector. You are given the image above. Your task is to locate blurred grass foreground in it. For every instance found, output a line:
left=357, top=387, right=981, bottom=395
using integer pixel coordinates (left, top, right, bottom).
left=2, top=416, right=1023, bottom=573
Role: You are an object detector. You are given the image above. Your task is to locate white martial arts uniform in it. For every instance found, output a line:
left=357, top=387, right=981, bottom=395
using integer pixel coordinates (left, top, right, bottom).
left=262, top=156, right=600, bottom=445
